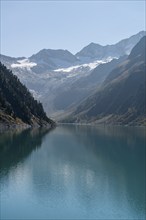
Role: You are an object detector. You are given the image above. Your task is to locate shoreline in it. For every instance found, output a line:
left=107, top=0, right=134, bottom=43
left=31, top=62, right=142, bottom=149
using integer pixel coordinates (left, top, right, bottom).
left=57, top=122, right=146, bottom=128
left=0, top=122, right=56, bottom=133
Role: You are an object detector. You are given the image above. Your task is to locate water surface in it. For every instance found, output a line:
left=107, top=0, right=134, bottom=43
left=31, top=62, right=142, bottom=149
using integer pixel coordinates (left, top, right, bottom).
left=0, top=125, right=145, bottom=219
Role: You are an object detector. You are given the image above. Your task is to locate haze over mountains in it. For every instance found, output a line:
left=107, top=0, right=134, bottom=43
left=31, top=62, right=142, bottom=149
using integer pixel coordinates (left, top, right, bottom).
left=0, top=31, right=145, bottom=125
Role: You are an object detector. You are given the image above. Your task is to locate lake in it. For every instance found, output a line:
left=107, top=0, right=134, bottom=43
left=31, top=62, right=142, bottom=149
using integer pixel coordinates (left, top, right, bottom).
left=0, top=125, right=145, bottom=219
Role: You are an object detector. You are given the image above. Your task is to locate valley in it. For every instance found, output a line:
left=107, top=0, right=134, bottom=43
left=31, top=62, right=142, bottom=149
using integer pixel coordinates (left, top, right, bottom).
left=0, top=31, right=145, bottom=125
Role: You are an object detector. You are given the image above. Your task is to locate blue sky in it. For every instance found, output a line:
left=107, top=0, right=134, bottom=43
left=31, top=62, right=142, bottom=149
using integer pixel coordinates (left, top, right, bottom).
left=1, top=0, right=145, bottom=57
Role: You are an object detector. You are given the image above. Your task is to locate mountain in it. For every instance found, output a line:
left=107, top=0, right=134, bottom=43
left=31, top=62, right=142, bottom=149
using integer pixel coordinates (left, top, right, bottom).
left=0, top=63, right=55, bottom=128
left=29, top=49, right=79, bottom=73
left=65, top=36, right=146, bottom=126
left=0, top=31, right=145, bottom=120
left=76, top=31, right=145, bottom=62
left=0, top=54, right=26, bottom=68
left=53, top=56, right=127, bottom=111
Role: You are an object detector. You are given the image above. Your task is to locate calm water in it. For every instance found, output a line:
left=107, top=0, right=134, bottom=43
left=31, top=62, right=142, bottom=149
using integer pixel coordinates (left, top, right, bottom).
left=0, top=125, right=145, bottom=219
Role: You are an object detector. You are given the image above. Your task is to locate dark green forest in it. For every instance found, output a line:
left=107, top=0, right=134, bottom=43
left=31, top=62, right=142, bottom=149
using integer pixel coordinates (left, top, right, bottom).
left=0, top=62, right=54, bottom=126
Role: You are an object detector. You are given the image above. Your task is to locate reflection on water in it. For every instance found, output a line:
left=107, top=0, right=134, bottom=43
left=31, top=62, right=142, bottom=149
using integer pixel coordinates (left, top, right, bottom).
left=0, top=128, right=50, bottom=177
left=0, top=125, right=145, bottom=219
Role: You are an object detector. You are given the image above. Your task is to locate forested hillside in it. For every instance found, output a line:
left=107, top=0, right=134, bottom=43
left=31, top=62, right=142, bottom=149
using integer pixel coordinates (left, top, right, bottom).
left=0, top=62, right=54, bottom=127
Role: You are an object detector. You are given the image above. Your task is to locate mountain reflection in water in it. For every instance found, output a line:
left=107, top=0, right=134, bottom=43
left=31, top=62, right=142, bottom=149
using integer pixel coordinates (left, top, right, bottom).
left=0, top=125, right=145, bottom=219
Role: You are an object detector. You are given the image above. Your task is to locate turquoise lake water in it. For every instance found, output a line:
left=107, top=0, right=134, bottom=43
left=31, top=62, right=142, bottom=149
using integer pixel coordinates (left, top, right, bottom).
left=0, top=125, right=145, bottom=219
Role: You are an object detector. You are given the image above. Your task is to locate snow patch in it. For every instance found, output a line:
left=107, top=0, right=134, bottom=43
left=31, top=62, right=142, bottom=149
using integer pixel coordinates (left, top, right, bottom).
left=11, top=59, right=37, bottom=69
left=54, top=57, right=115, bottom=73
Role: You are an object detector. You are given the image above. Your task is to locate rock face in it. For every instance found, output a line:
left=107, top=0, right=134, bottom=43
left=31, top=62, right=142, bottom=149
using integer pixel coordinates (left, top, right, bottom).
left=65, top=37, right=146, bottom=126
left=53, top=56, right=127, bottom=111
left=29, top=49, right=79, bottom=73
left=0, top=63, right=55, bottom=128
left=76, top=31, right=146, bottom=61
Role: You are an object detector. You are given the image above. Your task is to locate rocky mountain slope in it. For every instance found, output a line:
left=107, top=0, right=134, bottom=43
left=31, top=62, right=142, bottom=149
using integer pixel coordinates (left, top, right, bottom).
left=76, top=31, right=145, bottom=61
left=53, top=56, right=127, bottom=111
left=29, top=49, right=79, bottom=73
left=65, top=36, right=146, bottom=126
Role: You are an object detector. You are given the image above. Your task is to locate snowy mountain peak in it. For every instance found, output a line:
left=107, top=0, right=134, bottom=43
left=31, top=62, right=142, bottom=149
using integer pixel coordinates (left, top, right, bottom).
left=28, top=48, right=79, bottom=73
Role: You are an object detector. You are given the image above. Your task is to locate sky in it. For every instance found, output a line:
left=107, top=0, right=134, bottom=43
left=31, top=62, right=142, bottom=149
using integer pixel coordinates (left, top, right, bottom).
left=1, top=0, right=145, bottom=57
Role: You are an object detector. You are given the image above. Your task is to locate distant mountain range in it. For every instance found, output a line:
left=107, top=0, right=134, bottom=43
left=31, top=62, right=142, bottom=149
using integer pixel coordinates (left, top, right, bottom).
left=1, top=31, right=145, bottom=71
left=76, top=31, right=145, bottom=62
left=29, top=49, right=79, bottom=74
left=64, top=36, right=146, bottom=126
left=0, top=31, right=145, bottom=125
